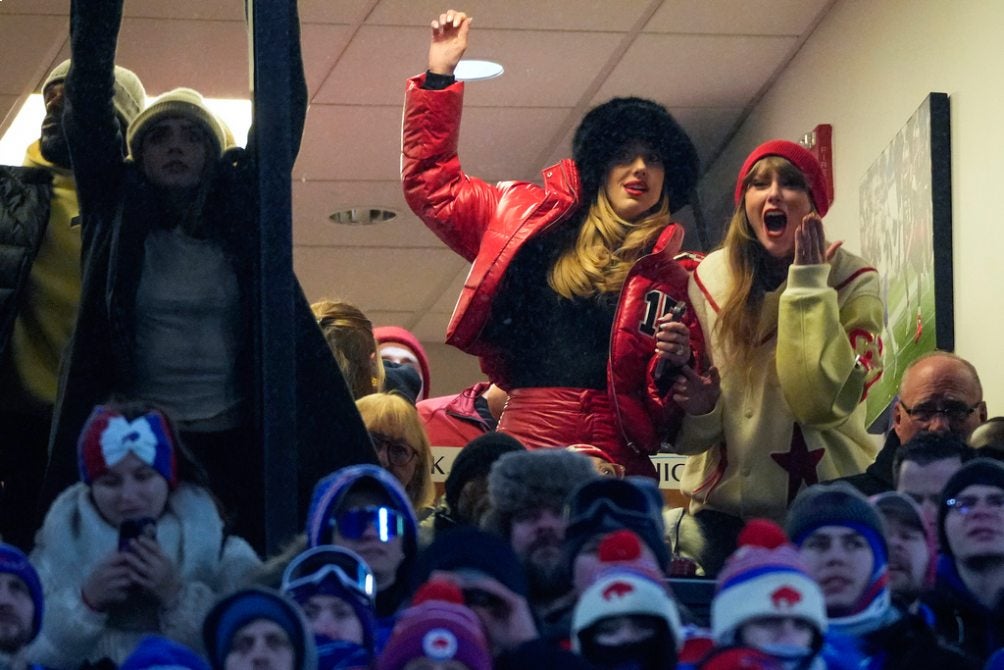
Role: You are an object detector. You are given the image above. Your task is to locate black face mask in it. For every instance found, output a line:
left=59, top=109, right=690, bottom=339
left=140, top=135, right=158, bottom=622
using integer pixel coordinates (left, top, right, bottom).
left=580, top=630, right=677, bottom=670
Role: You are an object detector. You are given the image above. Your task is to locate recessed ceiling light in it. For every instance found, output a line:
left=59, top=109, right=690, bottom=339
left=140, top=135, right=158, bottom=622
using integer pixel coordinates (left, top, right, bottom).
left=328, top=207, right=398, bottom=225
left=454, top=59, right=504, bottom=82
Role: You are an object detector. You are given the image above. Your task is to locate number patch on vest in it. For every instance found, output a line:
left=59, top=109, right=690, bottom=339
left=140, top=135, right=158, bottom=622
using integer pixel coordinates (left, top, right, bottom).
left=638, top=290, right=681, bottom=336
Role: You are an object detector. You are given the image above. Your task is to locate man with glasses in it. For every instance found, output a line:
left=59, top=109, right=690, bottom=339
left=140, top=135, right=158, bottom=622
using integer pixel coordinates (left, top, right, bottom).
left=841, top=351, right=986, bottom=495
left=924, top=459, right=1004, bottom=662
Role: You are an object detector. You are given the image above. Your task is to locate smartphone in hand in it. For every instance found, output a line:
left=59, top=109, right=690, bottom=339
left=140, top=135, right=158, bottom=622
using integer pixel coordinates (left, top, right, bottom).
left=118, top=517, right=156, bottom=552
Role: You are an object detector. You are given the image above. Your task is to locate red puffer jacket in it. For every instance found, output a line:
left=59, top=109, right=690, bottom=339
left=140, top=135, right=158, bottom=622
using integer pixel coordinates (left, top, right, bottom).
left=401, top=74, right=704, bottom=476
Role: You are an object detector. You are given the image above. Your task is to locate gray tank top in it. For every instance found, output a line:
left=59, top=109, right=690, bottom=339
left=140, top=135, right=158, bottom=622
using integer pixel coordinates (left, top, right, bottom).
left=132, top=226, right=244, bottom=429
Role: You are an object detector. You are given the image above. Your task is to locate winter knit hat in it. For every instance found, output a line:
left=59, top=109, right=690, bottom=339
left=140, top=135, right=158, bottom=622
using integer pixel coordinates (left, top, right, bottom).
left=43, top=59, right=146, bottom=126
left=120, top=636, right=210, bottom=670
left=937, top=458, right=1004, bottom=557
left=0, top=544, right=43, bottom=642
left=444, top=432, right=525, bottom=515
left=203, top=587, right=315, bottom=670
left=281, top=545, right=377, bottom=654
left=712, top=520, right=827, bottom=647
left=786, top=483, right=890, bottom=619
left=734, top=140, right=831, bottom=216
left=573, top=96, right=699, bottom=213
left=374, top=326, right=431, bottom=401
left=77, top=405, right=178, bottom=488
left=582, top=529, right=666, bottom=586
left=697, top=646, right=785, bottom=670
left=305, top=465, right=418, bottom=551
left=572, top=567, right=683, bottom=653
left=484, top=449, right=597, bottom=535
left=413, top=526, right=528, bottom=598
left=127, top=87, right=229, bottom=161
left=376, top=580, right=491, bottom=670
left=871, top=491, right=936, bottom=588
left=564, top=476, right=670, bottom=570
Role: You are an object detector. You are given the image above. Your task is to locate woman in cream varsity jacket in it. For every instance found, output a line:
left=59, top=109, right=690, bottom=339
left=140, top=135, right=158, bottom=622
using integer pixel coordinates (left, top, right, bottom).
left=657, top=140, right=884, bottom=575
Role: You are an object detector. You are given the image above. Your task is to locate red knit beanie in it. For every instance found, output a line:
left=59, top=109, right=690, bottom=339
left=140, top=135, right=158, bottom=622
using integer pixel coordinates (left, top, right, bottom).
left=376, top=580, right=491, bottom=670
left=374, top=326, right=431, bottom=400
left=733, top=140, right=831, bottom=216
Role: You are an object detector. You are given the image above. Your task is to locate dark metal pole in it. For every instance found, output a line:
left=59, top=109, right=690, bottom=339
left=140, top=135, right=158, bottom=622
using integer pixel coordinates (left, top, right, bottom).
left=249, top=0, right=298, bottom=555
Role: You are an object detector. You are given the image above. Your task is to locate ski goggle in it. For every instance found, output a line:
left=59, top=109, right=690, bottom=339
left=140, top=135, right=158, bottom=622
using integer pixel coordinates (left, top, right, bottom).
left=565, top=479, right=657, bottom=533
left=329, top=505, right=407, bottom=543
left=282, top=545, right=376, bottom=602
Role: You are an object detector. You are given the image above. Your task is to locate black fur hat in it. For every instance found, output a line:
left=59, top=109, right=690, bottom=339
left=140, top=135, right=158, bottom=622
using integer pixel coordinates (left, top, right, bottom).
left=572, top=97, right=699, bottom=213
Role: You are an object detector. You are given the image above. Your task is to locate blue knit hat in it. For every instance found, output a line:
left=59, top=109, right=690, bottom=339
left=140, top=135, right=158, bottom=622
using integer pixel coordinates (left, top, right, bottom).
left=202, top=588, right=315, bottom=670
left=0, top=544, right=43, bottom=642
left=305, top=465, right=417, bottom=551
left=281, top=545, right=377, bottom=656
left=786, top=483, right=890, bottom=620
left=413, top=526, right=528, bottom=598
left=120, top=636, right=209, bottom=670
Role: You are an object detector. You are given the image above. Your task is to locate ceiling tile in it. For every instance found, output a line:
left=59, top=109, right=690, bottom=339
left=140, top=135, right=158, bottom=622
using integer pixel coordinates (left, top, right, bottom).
left=0, top=1, right=65, bottom=14
left=366, top=0, right=650, bottom=31
left=593, top=33, right=799, bottom=108
left=647, top=0, right=831, bottom=35
left=427, top=265, right=472, bottom=314
left=292, top=179, right=446, bottom=248
left=668, top=106, right=744, bottom=165
left=122, top=2, right=243, bottom=20
left=300, top=23, right=354, bottom=98
left=315, top=25, right=624, bottom=108
left=294, top=104, right=401, bottom=181
left=410, top=311, right=456, bottom=344
left=114, top=17, right=250, bottom=97
left=293, top=245, right=466, bottom=313
left=0, top=15, right=67, bottom=95
left=298, top=0, right=373, bottom=24
left=312, top=25, right=437, bottom=105
left=295, top=104, right=570, bottom=183
left=293, top=179, right=408, bottom=232
left=0, top=94, right=19, bottom=137
left=449, top=106, right=575, bottom=182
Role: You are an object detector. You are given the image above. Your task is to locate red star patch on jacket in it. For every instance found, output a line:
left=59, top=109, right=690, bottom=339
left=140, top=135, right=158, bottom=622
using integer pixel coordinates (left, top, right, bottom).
left=770, top=425, right=824, bottom=504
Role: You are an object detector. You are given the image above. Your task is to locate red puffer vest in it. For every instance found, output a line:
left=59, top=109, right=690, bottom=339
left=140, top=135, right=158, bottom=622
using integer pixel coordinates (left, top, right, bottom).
left=402, top=74, right=704, bottom=476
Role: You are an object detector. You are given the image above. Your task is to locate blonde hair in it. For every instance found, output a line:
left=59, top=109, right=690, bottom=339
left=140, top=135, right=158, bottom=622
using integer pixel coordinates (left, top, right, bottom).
left=716, top=156, right=809, bottom=368
left=548, top=190, right=670, bottom=299
left=312, top=299, right=384, bottom=399
left=355, top=393, right=435, bottom=510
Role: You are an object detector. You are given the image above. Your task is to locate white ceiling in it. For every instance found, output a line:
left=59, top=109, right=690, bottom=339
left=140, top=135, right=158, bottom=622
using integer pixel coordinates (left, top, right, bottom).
left=0, top=0, right=833, bottom=342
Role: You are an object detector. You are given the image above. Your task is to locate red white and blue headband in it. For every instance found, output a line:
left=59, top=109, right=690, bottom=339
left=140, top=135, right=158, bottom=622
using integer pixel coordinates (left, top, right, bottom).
left=77, top=405, right=178, bottom=488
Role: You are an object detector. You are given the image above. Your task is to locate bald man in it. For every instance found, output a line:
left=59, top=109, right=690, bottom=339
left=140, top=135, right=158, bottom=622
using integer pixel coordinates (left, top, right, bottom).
left=838, top=351, right=986, bottom=495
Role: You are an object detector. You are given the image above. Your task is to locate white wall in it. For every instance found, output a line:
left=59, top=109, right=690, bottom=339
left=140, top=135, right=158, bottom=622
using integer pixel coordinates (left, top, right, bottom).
left=697, top=0, right=1004, bottom=412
